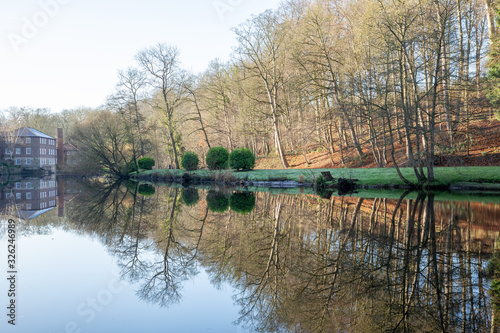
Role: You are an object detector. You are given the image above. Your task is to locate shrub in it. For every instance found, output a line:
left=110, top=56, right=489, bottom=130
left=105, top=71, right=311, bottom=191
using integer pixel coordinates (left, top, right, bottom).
left=206, top=190, right=229, bottom=212
left=229, top=192, right=255, bottom=214
left=138, top=184, right=155, bottom=197
left=206, top=146, right=229, bottom=170
left=314, top=175, right=331, bottom=198
left=181, top=188, right=199, bottom=206
left=138, top=157, right=155, bottom=170
left=315, top=175, right=326, bottom=191
left=229, top=148, right=255, bottom=171
left=128, top=180, right=139, bottom=192
left=126, top=159, right=140, bottom=173
left=181, top=152, right=199, bottom=171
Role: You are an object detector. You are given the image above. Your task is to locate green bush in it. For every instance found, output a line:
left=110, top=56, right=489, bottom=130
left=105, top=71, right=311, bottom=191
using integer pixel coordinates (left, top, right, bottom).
left=314, top=175, right=330, bottom=198
left=181, top=188, right=199, bottom=206
left=206, top=190, right=229, bottom=213
left=138, top=184, right=155, bottom=197
left=206, top=146, right=229, bottom=170
left=315, top=175, right=327, bottom=190
left=138, top=157, right=155, bottom=170
left=128, top=180, right=139, bottom=192
left=181, top=152, right=199, bottom=171
left=229, top=192, right=256, bottom=214
left=126, top=160, right=138, bottom=173
left=229, top=148, right=255, bottom=171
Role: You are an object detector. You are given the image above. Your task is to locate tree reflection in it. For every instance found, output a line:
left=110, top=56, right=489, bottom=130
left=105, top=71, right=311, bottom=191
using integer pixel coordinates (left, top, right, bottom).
left=198, top=192, right=493, bottom=332
left=137, top=187, right=197, bottom=306
left=63, top=182, right=497, bottom=332
left=67, top=182, right=205, bottom=308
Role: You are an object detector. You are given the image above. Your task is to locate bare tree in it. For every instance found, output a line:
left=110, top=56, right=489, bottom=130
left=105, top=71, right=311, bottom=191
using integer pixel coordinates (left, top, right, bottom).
left=116, top=67, right=147, bottom=156
left=234, top=10, right=291, bottom=168
left=183, top=74, right=211, bottom=150
left=136, top=43, right=188, bottom=169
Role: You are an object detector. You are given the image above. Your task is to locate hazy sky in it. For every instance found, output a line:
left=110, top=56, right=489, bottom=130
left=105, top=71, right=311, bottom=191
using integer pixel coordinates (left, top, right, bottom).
left=0, top=0, right=282, bottom=113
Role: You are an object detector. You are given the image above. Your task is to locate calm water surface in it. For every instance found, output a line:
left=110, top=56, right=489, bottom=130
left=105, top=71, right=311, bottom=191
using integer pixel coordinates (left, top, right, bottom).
left=1, top=177, right=500, bottom=332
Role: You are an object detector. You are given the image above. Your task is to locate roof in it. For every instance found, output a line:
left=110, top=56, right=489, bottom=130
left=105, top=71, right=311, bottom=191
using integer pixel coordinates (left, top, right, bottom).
left=13, top=127, right=55, bottom=139
left=0, top=207, right=55, bottom=220
left=63, top=142, right=77, bottom=151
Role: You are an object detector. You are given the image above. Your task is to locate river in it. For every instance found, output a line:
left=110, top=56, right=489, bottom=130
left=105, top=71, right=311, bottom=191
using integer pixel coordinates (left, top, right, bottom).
left=1, top=177, right=500, bottom=332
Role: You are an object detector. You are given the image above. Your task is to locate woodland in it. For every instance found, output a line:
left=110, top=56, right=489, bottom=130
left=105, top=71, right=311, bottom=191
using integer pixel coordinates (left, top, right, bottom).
left=1, top=0, right=499, bottom=184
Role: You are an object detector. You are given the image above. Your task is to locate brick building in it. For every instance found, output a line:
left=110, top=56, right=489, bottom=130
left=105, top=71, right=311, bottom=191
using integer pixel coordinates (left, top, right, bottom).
left=62, top=143, right=79, bottom=166
left=0, top=127, right=57, bottom=172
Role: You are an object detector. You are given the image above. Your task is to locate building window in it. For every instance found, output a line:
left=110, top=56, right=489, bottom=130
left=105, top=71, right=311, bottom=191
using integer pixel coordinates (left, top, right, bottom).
left=6, top=193, right=11, bottom=199
left=26, top=137, right=31, bottom=144
left=26, top=204, right=31, bottom=210
left=26, top=148, right=31, bottom=154
left=15, top=159, right=21, bottom=165
left=16, top=193, right=21, bottom=199
left=15, top=148, right=21, bottom=154
left=26, top=158, right=32, bottom=165
left=26, top=182, right=31, bottom=189
left=16, top=182, right=21, bottom=189
left=5, top=148, right=10, bottom=154
left=26, top=193, right=31, bottom=199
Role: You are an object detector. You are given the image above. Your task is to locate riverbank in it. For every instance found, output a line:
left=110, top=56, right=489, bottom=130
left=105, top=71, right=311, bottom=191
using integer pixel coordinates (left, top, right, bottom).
left=133, top=166, right=500, bottom=191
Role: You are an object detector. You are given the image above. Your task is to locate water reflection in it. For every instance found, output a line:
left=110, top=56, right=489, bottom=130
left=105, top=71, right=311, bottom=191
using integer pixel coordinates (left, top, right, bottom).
left=0, top=176, right=58, bottom=219
left=1, top=178, right=500, bottom=332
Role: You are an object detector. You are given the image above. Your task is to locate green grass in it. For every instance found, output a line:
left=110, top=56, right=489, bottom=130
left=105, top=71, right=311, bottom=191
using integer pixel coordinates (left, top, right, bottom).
left=138, top=179, right=500, bottom=203
left=138, top=166, right=500, bottom=188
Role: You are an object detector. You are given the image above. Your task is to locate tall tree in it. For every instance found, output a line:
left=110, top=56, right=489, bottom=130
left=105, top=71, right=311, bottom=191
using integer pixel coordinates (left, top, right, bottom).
left=234, top=10, right=290, bottom=168
left=136, top=43, right=187, bottom=169
left=487, top=4, right=500, bottom=119
left=116, top=67, right=147, bottom=156
left=183, top=75, right=211, bottom=150
left=200, top=60, right=235, bottom=150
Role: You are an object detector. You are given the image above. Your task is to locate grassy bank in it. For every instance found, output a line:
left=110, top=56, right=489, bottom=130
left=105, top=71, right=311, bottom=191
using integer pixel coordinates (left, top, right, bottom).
left=134, top=166, right=500, bottom=190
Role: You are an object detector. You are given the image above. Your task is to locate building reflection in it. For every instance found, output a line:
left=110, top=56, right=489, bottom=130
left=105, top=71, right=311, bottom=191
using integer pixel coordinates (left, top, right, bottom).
left=0, top=176, right=58, bottom=220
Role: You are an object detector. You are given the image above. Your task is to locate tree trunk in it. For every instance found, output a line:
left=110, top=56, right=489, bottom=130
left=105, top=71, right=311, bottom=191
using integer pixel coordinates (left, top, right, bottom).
left=272, top=112, right=289, bottom=168
left=166, top=113, right=180, bottom=169
left=485, top=0, right=497, bottom=40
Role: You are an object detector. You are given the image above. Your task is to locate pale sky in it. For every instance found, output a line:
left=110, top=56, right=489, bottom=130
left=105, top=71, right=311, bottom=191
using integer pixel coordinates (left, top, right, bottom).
left=0, top=0, right=282, bottom=113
